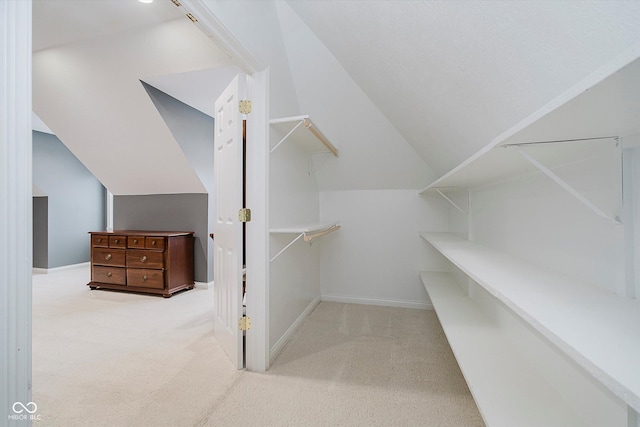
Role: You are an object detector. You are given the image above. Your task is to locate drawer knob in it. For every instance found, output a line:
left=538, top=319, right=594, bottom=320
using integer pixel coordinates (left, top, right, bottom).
left=142, top=275, right=148, bottom=282
left=106, top=272, right=112, bottom=277
left=104, top=254, right=112, bottom=261
left=140, top=256, right=147, bottom=263
left=97, top=238, right=103, bottom=243
left=151, top=240, right=157, bottom=246
left=114, top=239, right=120, bottom=244
left=133, top=239, right=139, bottom=244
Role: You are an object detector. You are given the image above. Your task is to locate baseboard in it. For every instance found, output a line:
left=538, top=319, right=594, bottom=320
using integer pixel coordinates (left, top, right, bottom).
left=32, top=262, right=90, bottom=274
left=194, top=281, right=213, bottom=290
left=321, top=293, right=433, bottom=310
left=270, top=295, right=321, bottom=363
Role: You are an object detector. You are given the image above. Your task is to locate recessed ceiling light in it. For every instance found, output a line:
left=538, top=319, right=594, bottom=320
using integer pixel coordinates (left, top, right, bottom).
left=138, top=0, right=153, bottom=4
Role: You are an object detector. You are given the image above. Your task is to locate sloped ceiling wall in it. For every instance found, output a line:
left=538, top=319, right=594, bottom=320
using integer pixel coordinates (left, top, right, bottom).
left=200, top=0, right=436, bottom=190
left=286, top=0, right=640, bottom=177
left=33, top=2, right=234, bottom=195
left=275, top=1, right=435, bottom=190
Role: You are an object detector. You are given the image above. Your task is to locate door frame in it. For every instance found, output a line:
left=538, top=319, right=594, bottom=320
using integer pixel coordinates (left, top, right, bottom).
left=181, top=0, right=269, bottom=372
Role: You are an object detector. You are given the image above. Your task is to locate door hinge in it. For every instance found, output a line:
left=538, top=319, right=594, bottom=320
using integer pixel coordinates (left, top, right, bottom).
left=238, top=208, right=251, bottom=223
left=239, top=100, right=252, bottom=114
left=239, top=316, right=252, bottom=331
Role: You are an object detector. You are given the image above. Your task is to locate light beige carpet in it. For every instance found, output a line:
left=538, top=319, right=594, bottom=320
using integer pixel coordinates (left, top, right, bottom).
left=32, top=266, right=483, bottom=426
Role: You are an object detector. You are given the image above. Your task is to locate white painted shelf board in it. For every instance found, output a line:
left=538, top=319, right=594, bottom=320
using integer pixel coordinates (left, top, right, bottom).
left=420, top=271, right=585, bottom=427
left=270, top=115, right=338, bottom=156
left=419, top=56, right=639, bottom=194
left=269, top=222, right=339, bottom=234
left=420, top=232, right=640, bottom=413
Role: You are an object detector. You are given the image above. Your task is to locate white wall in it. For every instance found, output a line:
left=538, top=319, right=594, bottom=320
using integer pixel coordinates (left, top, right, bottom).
left=269, top=130, right=323, bottom=354
left=319, top=190, right=448, bottom=308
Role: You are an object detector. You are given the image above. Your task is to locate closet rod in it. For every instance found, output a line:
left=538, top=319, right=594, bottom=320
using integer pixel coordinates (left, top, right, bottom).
left=502, top=135, right=619, bottom=148
left=304, top=118, right=339, bottom=157
left=304, top=225, right=340, bottom=242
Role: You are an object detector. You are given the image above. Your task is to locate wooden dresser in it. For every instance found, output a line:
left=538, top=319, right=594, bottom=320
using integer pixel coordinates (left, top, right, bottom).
left=88, top=230, right=195, bottom=298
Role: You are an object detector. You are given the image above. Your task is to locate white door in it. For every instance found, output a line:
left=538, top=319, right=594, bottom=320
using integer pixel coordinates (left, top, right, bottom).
left=213, top=74, right=245, bottom=369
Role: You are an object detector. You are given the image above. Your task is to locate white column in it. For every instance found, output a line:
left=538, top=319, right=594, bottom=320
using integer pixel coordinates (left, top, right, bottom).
left=1, top=0, right=33, bottom=424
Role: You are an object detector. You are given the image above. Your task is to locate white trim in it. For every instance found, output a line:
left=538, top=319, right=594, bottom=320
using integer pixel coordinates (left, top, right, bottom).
left=179, top=0, right=264, bottom=74
left=0, top=0, right=33, bottom=421
left=32, top=262, right=89, bottom=275
left=194, top=281, right=214, bottom=290
left=321, top=294, right=433, bottom=311
left=106, top=190, right=114, bottom=231
left=245, top=69, right=270, bottom=372
left=270, top=296, right=320, bottom=363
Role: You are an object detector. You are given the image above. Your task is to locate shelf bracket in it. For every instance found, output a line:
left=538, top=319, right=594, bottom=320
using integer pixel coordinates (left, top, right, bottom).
left=270, top=116, right=339, bottom=157
left=270, top=232, right=305, bottom=263
left=270, top=119, right=305, bottom=154
left=434, top=188, right=467, bottom=214
left=512, top=145, right=621, bottom=224
left=270, top=224, right=341, bottom=262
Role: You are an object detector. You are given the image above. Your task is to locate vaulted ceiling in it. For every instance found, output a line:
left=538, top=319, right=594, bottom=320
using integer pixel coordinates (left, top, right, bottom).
left=32, top=0, right=640, bottom=193
left=32, top=0, right=235, bottom=195
left=286, top=0, right=640, bottom=176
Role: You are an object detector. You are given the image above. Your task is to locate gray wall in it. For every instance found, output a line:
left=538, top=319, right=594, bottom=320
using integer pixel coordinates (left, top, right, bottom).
left=113, top=194, right=208, bottom=282
left=32, top=196, right=48, bottom=268
left=142, top=82, right=215, bottom=282
left=32, top=131, right=105, bottom=268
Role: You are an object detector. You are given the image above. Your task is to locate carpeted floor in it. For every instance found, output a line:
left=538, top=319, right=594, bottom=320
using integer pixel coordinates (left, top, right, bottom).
left=32, top=265, right=483, bottom=426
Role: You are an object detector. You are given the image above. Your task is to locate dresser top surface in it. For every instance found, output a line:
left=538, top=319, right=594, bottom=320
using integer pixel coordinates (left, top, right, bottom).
left=89, top=230, right=194, bottom=237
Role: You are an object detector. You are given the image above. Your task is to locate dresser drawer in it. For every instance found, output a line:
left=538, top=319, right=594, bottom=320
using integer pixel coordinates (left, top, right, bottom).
left=127, top=250, right=164, bottom=269
left=92, top=248, right=126, bottom=267
left=127, top=269, right=164, bottom=289
left=145, top=237, right=165, bottom=250
left=91, top=235, right=109, bottom=247
left=127, top=236, right=145, bottom=249
left=92, top=266, right=126, bottom=285
left=109, top=235, right=127, bottom=248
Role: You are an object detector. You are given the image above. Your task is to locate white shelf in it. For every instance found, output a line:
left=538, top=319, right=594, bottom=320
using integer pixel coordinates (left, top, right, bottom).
left=420, top=271, right=584, bottom=427
left=420, top=232, right=640, bottom=413
left=270, top=222, right=340, bottom=262
left=419, top=55, right=639, bottom=194
left=269, top=222, right=338, bottom=234
left=270, top=115, right=338, bottom=157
